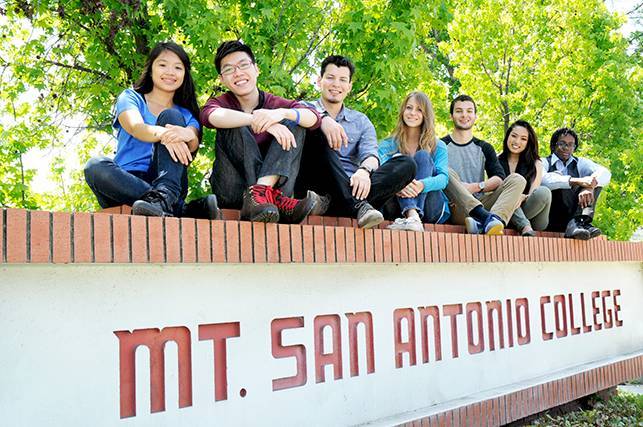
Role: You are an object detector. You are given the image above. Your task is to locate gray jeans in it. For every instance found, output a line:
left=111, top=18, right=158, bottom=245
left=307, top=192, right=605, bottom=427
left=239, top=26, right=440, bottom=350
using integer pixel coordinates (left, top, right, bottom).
left=510, top=186, right=552, bottom=231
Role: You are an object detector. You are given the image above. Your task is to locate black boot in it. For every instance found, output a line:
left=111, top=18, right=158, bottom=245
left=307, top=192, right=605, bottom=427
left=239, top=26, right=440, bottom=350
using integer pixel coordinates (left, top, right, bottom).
left=564, top=217, right=590, bottom=240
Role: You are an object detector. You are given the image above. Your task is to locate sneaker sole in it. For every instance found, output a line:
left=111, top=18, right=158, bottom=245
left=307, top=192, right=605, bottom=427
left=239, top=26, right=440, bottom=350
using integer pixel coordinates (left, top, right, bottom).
left=248, top=210, right=280, bottom=223
left=485, top=223, right=504, bottom=235
left=358, top=211, right=384, bottom=229
left=132, top=201, right=170, bottom=217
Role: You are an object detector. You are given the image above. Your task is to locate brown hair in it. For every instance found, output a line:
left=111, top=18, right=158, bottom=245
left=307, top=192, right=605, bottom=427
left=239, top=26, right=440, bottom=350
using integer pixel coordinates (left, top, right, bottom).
left=392, top=91, right=436, bottom=154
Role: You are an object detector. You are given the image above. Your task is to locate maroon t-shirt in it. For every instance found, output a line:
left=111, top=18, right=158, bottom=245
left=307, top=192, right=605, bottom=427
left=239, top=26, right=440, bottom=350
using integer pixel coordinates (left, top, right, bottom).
left=200, top=90, right=321, bottom=145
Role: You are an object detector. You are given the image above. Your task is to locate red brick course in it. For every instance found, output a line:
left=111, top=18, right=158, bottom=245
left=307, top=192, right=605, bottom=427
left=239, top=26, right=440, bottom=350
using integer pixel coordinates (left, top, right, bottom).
left=1, top=207, right=641, bottom=264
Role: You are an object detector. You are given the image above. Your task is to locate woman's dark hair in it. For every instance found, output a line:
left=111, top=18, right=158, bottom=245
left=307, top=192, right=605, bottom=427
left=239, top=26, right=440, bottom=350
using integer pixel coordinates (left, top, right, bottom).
left=133, top=41, right=200, bottom=124
left=499, top=120, right=540, bottom=188
left=549, top=127, right=579, bottom=153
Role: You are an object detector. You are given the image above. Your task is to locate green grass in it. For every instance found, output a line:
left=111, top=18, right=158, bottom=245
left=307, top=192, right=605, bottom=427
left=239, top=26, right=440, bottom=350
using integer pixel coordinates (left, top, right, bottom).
left=529, top=391, right=643, bottom=426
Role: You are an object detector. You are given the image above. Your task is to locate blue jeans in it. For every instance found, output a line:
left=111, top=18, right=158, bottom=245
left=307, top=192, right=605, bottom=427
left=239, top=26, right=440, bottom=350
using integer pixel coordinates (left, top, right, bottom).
left=84, top=109, right=189, bottom=214
left=397, top=150, right=450, bottom=224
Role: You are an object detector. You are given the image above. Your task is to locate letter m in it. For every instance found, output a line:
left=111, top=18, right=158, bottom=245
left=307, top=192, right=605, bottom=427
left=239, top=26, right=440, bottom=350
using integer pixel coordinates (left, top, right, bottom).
left=114, top=327, right=192, bottom=418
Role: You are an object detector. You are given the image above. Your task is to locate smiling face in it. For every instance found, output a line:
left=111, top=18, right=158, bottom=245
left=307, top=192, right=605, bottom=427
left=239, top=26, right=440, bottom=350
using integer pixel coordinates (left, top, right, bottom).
left=317, top=64, right=352, bottom=105
left=554, top=133, right=576, bottom=162
left=218, top=51, right=259, bottom=97
left=402, top=97, right=424, bottom=129
left=151, top=50, right=185, bottom=93
left=507, top=125, right=529, bottom=155
left=451, top=100, right=477, bottom=130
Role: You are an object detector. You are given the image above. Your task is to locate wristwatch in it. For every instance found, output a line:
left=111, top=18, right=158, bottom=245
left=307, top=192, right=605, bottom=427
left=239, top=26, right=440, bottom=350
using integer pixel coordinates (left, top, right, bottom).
left=358, top=166, right=374, bottom=176
left=478, top=181, right=485, bottom=191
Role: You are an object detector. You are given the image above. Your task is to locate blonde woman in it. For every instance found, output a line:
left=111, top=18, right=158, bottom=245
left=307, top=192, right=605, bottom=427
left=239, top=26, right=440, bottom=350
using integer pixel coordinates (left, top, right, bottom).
left=378, top=91, right=450, bottom=231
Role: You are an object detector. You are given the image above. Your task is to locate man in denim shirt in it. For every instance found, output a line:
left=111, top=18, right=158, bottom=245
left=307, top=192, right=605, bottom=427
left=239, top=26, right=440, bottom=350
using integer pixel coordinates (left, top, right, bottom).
left=295, top=55, right=415, bottom=228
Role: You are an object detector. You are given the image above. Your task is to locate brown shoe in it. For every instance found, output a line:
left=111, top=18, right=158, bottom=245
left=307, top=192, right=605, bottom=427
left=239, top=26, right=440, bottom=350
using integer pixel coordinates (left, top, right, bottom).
left=240, top=184, right=279, bottom=223
left=271, top=188, right=315, bottom=224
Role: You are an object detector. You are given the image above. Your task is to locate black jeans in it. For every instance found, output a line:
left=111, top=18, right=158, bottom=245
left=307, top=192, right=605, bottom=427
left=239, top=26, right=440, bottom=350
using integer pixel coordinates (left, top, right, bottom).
left=209, top=121, right=306, bottom=209
left=84, top=109, right=189, bottom=214
left=547, top=186, right=603, bottom=232
left=295, top=130, right=415, bottom=217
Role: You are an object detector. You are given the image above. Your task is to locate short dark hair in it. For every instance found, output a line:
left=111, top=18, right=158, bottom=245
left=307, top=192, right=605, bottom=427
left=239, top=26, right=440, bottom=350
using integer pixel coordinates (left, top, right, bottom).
left=320, top=55, right=355, bottom=80
left=215, top=40, right=255, bottom=74
left=450, top=94, right=477, bottom=114
left=549, top=127, right=579, bottom=153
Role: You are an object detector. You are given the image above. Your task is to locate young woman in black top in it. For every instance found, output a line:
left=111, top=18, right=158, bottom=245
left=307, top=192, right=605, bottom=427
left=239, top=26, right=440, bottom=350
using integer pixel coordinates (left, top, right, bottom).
left=498, top=120, right=552, bottom=236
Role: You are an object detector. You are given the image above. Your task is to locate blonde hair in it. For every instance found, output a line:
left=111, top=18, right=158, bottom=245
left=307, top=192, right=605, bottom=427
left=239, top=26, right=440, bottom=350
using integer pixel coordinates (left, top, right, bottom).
left=392, top=91, right=436, bottom=154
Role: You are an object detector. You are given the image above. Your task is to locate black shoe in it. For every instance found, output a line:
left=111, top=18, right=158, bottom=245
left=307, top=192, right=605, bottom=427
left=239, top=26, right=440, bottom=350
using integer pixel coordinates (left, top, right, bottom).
left=564, top=218, right=590, bottom=240
left=581, top=221, right=602, bottom=239
left=240, top=185, right=279, bottom=223
left=182, top=195, right=221, bottom=220
left=132, top=190, right=174, bottom=217
left=272, top=188, right=315, bottom=224
left=308, top=191, right=331, bottom=216
left=355, top=201, right=384, bottom=228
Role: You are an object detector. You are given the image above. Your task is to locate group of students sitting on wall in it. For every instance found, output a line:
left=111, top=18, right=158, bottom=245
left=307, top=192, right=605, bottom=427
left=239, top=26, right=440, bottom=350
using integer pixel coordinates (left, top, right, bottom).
left=84, top=40, right=611, bottom=240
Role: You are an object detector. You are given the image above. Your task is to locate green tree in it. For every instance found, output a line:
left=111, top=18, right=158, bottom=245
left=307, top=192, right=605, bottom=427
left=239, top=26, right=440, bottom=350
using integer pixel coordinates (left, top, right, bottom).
left=444, top=0, right=642, bottom=239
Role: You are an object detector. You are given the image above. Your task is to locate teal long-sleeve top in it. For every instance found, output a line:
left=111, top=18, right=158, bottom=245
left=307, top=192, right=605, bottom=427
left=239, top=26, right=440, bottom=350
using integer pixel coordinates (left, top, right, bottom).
left=378, top=137, right=449, bottom=193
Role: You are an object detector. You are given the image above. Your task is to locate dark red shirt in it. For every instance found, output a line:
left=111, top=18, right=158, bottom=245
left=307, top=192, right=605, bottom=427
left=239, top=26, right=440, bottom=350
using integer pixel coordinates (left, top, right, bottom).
left=200, top=90, right=321, bottom=145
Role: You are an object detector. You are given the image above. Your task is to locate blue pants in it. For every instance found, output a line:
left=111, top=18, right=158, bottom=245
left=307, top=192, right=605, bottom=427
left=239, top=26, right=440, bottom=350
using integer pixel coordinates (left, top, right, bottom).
left=84, top=109, right=189, bottom=215
left=396, top=150, right=450, bottom=224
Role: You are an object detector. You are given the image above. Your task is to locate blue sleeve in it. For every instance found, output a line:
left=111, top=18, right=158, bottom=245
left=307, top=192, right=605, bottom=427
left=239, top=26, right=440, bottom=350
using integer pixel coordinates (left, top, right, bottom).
left=357, top=115, right=379, bottom=165
left=378, top=137, right=398, bottom=164
left=114, top=89, right=143, bottom=129
left=184, top=111, right=201, bottom=131
left=420, top=139, right=449, bottom=193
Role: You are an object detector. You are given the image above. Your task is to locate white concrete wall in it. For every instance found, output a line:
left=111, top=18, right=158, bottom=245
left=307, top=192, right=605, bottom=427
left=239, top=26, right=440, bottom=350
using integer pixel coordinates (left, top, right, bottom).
left=0, top=262, right=641, bottom=426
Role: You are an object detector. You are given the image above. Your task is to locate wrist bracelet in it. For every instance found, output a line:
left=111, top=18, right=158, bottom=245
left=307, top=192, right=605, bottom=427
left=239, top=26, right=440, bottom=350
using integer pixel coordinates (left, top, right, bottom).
left=358, top=166, right=372, bottom=176
left=292, top=109, right=300, bottom=125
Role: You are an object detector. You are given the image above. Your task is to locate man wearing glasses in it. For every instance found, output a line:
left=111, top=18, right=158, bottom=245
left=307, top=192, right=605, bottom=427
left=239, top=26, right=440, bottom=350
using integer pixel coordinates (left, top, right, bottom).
left=200, top=40, right=321, bottom=224
left=542, top=128, right=611, bottom=239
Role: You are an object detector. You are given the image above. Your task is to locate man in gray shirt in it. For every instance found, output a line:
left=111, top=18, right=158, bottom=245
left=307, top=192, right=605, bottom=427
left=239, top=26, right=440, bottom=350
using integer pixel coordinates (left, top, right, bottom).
left=295, top=55, right=415, bottom=228
left=442, top=95, right=526, bottom=235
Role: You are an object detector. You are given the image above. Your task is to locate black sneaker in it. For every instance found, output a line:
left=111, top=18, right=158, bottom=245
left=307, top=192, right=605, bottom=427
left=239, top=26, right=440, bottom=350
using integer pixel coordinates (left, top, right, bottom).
left=182, top=195, right=221, bottom=220
left=132, top=190, right=174, bottom=217
left=355, top=201, right=384, bottom=228
left=240, top=184, right=279, bottom=223
left=564, top=218, right=590, bottom=240
left=272, top=188, right=315, bottom=224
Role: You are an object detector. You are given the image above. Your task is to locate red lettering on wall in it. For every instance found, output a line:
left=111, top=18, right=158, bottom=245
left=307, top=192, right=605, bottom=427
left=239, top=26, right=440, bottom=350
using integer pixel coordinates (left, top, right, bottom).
left=114, top=326, right=192, bottom=419
left=506, top=299, right=515, bottom=348
left=345, top=312, right=375, bottom=377
left=394, top=308, right=416, bottom=368
left=442, top=304, right=463, bottom=358
left=568, top=294, right=581, bottom=335
left=314, top=315, right=343, bottom=383
left=271, top=317, right=307, bottom=391
left=601, top=290, right=613, bottom=328
left=613, top=289, right=623, bottom=326
left=540, top=296, right=553, bottom=341
left=580, top=292, right=592, bottom=333
left=198, top=322, right=241, bottom=402
left=515, top=298, right=531, bottom=345
left=591, top=291, right=603, bottom=331
left=553, top=295, right=568, bottom=338
left=466, top=302, right=484, bottom=354
left=485, top=301, right=504, bottom=351
left=418, top=306, right=442, bottom=363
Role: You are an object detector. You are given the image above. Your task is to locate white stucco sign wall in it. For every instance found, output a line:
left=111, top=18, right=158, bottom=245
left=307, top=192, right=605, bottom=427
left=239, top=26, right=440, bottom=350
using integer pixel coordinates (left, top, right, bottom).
left=1, top=262, right=641, bottom=426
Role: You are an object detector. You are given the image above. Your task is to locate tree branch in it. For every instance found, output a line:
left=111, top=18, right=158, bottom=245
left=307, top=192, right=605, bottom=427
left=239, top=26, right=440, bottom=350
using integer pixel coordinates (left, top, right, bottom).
left=481, top=62, right=502, bottom=91
left=43, top=60, right=109, bottom=79
left=288, top=30, right=331, bottom=75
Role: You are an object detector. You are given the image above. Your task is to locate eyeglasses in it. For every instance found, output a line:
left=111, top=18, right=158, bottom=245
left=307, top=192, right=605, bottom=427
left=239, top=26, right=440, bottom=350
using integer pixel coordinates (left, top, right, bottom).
left=220, top=60, right=254, bottom=76
left=556, top=141, right=575, bottom=150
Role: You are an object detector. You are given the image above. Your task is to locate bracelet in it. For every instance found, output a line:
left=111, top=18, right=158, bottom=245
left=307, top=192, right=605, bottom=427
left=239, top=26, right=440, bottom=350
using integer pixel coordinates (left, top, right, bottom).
left=292, top=109, right=300, bottom=125
left=358, top=166, right=373, bottom=176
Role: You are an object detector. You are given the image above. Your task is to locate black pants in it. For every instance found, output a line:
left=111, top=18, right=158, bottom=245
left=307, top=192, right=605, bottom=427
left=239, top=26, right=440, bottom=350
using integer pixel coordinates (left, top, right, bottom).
left=209, top=121, right=306, bottom=209
left=547, top=186, right=602, bottom=232
left=295, top=130, right=415, bottom=217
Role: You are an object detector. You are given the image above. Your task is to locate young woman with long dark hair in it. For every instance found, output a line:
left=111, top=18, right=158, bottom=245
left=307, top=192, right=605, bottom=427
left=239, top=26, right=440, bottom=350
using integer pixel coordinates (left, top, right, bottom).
left=378, top=91, right=450, bottom=231
left=497, top=120, right=551, bottom=235
left=84, top=41, right=218, bottom=218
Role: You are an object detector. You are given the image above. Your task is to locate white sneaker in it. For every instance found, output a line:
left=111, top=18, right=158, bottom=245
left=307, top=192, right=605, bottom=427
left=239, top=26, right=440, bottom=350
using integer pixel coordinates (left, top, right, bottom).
left=387, top=216, right=424, bottom=232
